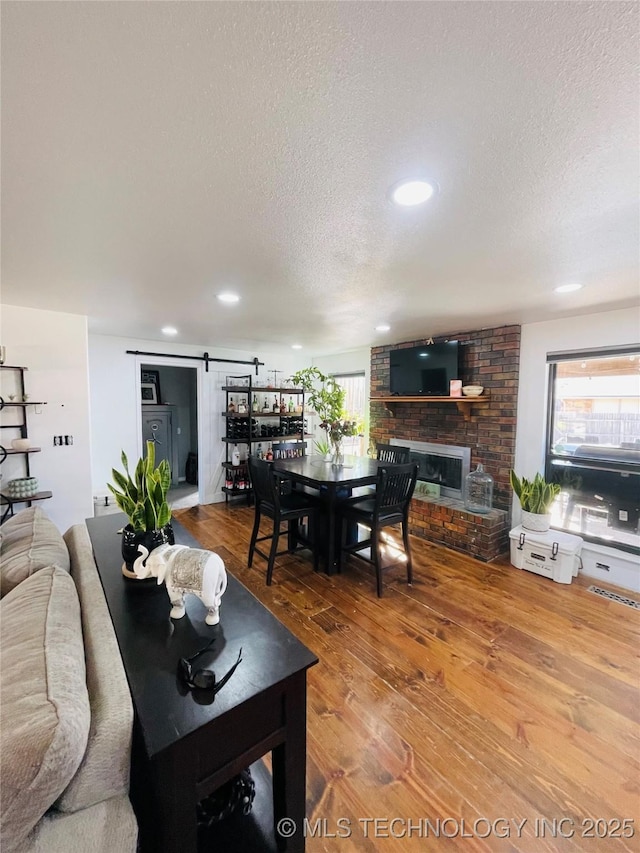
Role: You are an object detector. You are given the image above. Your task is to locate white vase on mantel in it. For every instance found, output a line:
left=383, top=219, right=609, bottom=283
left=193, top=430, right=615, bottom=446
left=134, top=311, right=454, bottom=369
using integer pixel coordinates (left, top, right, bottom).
left=521, top=510, right=551, bottom=533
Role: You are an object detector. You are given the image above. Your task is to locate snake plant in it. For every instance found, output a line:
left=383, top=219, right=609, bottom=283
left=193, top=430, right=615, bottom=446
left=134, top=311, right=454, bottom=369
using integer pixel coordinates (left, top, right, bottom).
left=510, top=470, right=561, bottom=514
left=108, top=439, right=172, bottom=531
left=314, top=437, right=331, bottom=456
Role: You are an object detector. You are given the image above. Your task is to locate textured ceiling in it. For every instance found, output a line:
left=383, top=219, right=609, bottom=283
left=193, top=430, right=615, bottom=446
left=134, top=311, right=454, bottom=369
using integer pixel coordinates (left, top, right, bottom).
left=1, top=1, right=638, bottom=355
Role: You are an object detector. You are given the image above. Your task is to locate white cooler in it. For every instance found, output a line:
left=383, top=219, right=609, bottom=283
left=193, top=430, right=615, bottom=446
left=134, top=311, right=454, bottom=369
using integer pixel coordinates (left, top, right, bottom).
left=509, top=526, right=583, bottom=584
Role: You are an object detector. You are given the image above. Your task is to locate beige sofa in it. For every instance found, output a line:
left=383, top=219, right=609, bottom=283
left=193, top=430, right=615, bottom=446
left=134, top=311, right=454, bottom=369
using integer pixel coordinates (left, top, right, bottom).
left=0, top=508, right=138, bottom=853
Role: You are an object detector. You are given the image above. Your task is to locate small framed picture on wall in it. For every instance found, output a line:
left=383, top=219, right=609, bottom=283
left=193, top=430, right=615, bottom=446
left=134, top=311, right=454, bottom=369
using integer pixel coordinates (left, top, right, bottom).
left=140, top=369, right=161, bottom=403
left=141, top=383, right=158, bottom=403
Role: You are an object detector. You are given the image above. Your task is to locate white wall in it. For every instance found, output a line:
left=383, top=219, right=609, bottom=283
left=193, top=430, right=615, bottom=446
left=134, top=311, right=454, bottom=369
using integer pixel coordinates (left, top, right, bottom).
left=0, top=305, right=93, bottom=531
left=515, top=307, right=640, bottom=590
left=88, top=335, right=300, bottom=504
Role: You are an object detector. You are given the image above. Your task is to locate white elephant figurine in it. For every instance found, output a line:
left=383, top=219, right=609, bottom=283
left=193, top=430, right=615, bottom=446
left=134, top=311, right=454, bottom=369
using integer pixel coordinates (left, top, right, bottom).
left=133, top=543, right=227, bottom=625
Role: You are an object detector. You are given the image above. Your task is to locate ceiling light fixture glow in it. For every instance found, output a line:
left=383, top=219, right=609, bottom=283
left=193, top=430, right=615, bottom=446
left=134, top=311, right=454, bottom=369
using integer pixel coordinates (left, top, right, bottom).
left=217, top=292, right=240, bottom=304
left=375, top=324, right=391, bottom=332
left=291, top=344, right=302, bottom=350
left=554, top=283, right=583, bottom=294
left=391, top=180, right=435, bottom=206
left=161, top=326, right=178, bottom=336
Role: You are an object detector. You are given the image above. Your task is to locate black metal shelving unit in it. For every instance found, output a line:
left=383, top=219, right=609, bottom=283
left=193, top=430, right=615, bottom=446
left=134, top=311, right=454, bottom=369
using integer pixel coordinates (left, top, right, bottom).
left=222, top=375, right=306, bottom=503
left=0, top=365, right=51, bottom=523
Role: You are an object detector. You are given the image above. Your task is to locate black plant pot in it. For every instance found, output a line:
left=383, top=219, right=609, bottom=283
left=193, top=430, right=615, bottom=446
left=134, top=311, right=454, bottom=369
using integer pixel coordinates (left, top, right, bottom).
left=121, top=523, right=175, bottom=579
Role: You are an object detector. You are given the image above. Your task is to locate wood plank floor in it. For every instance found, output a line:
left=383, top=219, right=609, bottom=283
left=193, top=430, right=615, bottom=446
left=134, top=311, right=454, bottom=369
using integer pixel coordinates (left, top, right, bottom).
left=175, top=503, right=640, bottom=853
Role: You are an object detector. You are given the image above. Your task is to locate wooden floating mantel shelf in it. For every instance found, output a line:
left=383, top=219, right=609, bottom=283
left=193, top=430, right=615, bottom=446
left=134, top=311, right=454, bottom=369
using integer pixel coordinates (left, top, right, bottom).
left=371, top=394, right=489, bottom=421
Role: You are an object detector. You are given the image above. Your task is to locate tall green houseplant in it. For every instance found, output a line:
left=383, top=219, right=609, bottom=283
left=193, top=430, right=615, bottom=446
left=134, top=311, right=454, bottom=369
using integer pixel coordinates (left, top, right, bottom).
left=290, top=366, right=359, bottom=436
left=109, top=439, right=172, bottom=532
left=289, top=366, right=360, bottom=459
left=289, top=366, right=346, bottom=425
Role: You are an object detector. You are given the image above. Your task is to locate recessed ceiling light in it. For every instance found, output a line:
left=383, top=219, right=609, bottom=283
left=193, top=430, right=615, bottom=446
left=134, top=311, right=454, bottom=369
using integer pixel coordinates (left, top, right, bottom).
left=161, top=326, right=178, bottom=336
left=554, top=283, right=583, bottom=294
left=217, top=292, right=240, bottom=304
left=291, top=344, right=302, bottom=350
left=375, top=324, right=391, bottom=332
left=391, top=180, right=435, bottom=206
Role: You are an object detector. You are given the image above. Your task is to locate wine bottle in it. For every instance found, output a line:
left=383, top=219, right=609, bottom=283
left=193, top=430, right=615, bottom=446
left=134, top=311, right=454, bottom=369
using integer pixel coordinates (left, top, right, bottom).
left=228, top=397, right=236, bottom=412
left=288, top=396, right=294, bottom=412
left=266, top=444, right=273, bottom=461
left=272, top=395, right=279, bottom=412
left=252, top=394, right=259, bottom=412
left=232, top=444, right=240, bottom=466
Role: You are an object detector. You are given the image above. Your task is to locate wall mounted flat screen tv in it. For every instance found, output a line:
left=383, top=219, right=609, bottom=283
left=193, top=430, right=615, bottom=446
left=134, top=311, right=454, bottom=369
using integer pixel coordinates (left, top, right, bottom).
left=389, top=341, right=460, bottom=396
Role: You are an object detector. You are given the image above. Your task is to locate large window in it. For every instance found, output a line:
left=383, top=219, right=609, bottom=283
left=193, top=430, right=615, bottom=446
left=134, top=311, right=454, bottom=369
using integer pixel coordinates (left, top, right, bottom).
left=334, top=372, right=367, bottom=456
left=546, top=346, right=640, bottom=553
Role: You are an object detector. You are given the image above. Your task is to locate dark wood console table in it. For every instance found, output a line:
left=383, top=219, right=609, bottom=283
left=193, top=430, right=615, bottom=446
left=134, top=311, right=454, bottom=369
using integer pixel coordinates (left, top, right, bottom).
left=86, top=513, right=318, bottom=853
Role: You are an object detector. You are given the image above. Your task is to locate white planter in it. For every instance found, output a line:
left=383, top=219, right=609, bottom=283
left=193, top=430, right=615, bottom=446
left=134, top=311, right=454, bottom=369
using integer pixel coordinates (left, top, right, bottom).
left=521, top=510, right=552, bottom=532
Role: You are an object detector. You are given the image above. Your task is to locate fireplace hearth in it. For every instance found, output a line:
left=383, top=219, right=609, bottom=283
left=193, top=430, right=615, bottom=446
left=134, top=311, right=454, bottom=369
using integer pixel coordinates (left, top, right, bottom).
left=390, top=439, right=470, bottom=500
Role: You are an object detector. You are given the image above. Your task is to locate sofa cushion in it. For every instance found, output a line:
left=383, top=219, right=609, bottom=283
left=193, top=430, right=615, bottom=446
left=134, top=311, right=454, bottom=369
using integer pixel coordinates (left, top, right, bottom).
left=56, top=525, right=133, bottom=812
left=0, top=508, right=70, bottom=598
left=13, top=796, right=138, bottom=853
left=0, top=567, right=90, bottom=853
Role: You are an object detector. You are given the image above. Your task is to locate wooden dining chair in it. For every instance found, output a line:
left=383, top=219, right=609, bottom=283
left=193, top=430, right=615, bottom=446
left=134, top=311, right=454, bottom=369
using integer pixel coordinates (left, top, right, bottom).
left=376, top=443, right=411, bottom=464
left=338, top=462, right=418, bottom=597
left=247, top=456, right=319, bottom=584
left=349, top=442, right=412, bottom=500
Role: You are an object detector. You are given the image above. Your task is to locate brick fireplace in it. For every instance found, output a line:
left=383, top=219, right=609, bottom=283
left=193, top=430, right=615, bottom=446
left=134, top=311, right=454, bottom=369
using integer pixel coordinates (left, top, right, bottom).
left=370, top=324, right=520, bottom=560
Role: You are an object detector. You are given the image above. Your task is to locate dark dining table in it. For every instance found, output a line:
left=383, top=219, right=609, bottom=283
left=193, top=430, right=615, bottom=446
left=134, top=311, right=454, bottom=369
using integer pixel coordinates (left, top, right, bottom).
left=272, top=454, right=384, bottom=573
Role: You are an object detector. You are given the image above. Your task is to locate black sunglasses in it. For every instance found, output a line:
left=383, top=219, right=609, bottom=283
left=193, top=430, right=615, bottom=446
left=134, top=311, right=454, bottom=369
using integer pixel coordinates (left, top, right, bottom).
left=178, top=638, right=243, bottom=692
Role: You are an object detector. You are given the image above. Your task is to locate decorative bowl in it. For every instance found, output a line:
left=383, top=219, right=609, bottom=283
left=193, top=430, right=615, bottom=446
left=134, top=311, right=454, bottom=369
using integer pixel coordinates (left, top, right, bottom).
left=462, top=385, right=484, bottom=397
left=11, top=438, right=32, bottom=451
left=7, top=477, right=38, bottom=498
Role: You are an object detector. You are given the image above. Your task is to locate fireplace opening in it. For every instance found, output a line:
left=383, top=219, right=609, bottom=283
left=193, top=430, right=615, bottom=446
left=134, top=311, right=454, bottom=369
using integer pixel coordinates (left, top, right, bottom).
left=390, top=439, right=471, bottom=500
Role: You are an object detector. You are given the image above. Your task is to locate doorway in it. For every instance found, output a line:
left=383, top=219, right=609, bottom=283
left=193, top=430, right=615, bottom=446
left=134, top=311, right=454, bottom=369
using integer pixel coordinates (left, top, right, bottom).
left=140, top=363, right=199, bottom=510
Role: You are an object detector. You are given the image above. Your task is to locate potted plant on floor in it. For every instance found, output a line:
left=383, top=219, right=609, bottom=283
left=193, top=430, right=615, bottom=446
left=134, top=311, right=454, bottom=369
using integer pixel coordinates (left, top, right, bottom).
left=510, top=470, right=561, bottom=532
left=109, top=439, right=174, bottom=578
left=289, top=366, right=359, bottom=466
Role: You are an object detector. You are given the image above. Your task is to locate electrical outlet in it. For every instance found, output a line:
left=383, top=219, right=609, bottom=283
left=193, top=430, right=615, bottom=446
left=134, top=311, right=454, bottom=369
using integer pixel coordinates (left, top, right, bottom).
left=53, top=435, right=61, bottom=446
left=64, top=435, right=73, bottom=445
